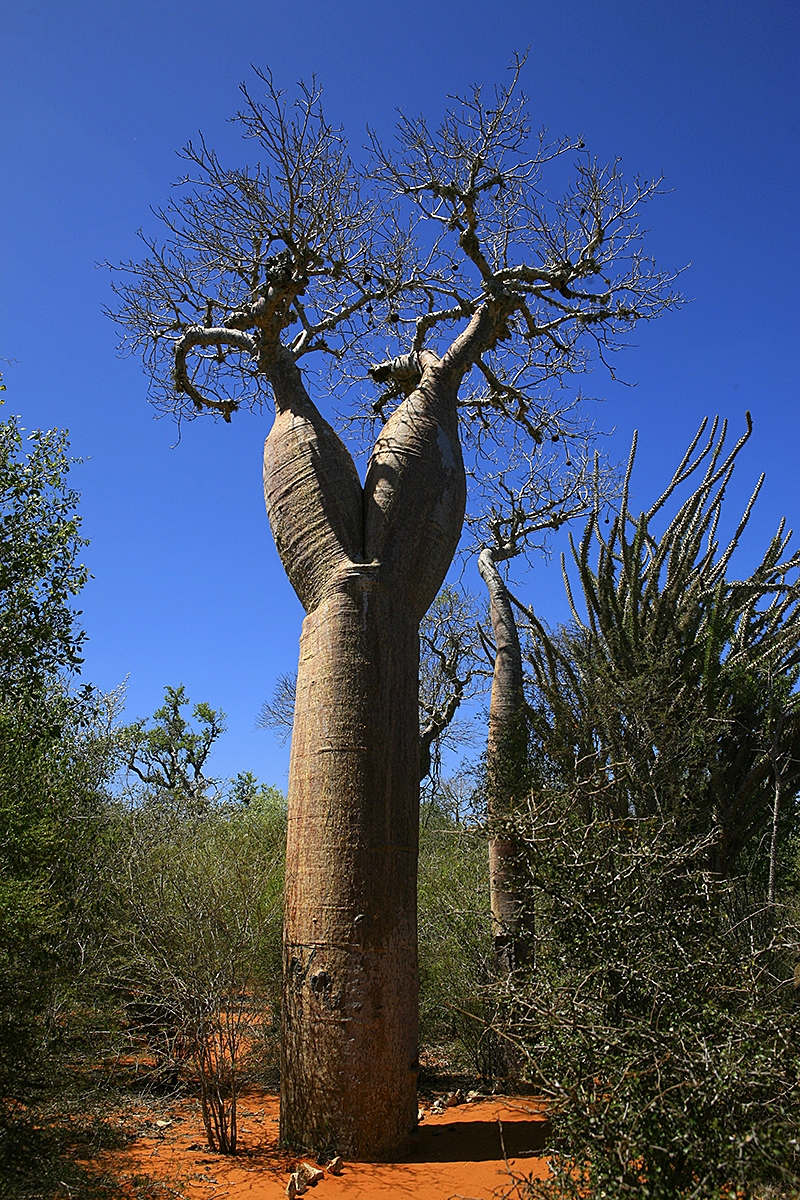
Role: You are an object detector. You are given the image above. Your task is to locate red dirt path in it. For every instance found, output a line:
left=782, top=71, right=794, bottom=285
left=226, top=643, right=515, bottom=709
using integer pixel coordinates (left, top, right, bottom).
left=111, top=1091, right=550, bottom=1199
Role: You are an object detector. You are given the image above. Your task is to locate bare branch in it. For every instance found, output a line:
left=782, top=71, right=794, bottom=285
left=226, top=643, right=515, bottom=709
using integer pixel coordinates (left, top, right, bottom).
left=255, top=672, right=296, bottom=745
left=173, top=326, right=258, bottom=420
left=418, top=586, right=484, bottom=780
left=108, top=61, right=682, bottom=444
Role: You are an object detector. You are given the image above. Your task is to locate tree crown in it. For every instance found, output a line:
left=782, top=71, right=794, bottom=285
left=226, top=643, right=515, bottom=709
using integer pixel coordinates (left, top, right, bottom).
left=109, top=57, right=681, bottom=436
left=0, top=413, right=88, bottom=700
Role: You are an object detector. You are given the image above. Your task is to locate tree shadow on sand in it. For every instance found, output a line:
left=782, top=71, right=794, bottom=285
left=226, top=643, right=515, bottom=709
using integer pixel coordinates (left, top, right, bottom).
left=409, top=1115, right=549, bottom=1164
left=0, top=1108, right=167, bottom=1200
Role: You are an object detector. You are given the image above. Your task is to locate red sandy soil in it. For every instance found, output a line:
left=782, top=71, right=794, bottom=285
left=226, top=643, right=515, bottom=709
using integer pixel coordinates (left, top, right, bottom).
left=104, top=1090, right=550, bottom=1200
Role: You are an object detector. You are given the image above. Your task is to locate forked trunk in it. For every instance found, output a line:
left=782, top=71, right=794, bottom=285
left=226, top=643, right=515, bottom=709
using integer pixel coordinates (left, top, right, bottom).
left=263, top=348, right=465, bottom=1159
left=478, top=548, right=532, bottom=974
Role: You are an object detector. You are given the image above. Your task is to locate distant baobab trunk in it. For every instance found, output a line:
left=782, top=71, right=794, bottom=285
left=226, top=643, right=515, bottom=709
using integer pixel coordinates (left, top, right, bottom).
left=263, top=346, right=466, bottom=1159
left=478, top=547, right=532, bottom=975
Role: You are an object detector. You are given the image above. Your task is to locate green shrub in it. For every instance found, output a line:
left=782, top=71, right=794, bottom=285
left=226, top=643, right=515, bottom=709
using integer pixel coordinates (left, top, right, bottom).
left=0, top=414, right=119, bottom=1111
left=103, top=788, right=285, bottom=1150
left=417, top=786, right=500, bottom=1077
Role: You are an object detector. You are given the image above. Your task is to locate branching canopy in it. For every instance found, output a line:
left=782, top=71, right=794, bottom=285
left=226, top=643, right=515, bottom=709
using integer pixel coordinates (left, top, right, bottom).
left=108, top=56, right=681, bottom=433
left=125, top=684, right=226, bottom=810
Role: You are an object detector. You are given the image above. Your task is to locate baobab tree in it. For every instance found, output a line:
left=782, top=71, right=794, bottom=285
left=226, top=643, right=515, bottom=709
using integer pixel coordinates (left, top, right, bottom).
left=472, top=437, right=614, bottom=974
left=258, top=584, right=482, bottom=784
left=110, top=57, right=679, bottom=1158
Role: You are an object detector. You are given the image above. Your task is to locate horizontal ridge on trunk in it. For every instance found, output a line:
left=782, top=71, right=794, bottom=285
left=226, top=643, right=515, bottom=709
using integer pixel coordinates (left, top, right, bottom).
left=281, top=579, right=419, bottom=1158
left=264, top=352, right=467, bottom=1159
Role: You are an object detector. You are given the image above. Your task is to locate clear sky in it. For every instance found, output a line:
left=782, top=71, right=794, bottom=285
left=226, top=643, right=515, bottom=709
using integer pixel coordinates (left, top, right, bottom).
left=1, top=0, right=797, bottom=790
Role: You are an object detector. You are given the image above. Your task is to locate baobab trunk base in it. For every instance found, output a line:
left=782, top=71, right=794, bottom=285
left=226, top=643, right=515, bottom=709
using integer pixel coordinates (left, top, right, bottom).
left=281, top=577, right=420, bottom=1160
left=100, top=1089, right=550, bottom=1198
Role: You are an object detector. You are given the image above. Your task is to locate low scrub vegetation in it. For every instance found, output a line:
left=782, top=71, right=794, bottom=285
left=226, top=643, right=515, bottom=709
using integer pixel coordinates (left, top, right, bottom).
left=2, top=405, right=799, bottom=1198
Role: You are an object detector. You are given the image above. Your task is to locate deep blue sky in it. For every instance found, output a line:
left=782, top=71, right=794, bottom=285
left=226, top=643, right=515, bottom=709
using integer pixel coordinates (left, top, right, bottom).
left=1, top=0, right=797, bottom=789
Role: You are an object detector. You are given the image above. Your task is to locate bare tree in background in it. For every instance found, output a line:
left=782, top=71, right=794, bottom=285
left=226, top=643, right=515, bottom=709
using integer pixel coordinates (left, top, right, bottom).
left=109, top=56, right=679, bottom=1157
left=418, top=585, right=482, bottom=784
left=258, top=584, right=483, bottom=783
left=256, top=672, right=296, bottom=748
left=472, top=437, right=617, bottom=974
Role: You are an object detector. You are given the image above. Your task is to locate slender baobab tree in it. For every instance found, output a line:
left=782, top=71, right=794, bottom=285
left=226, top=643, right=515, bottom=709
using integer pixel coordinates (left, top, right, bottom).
left=110, top=57, right=679, bottom=1157
left=473, top=440, right=612, bottom=972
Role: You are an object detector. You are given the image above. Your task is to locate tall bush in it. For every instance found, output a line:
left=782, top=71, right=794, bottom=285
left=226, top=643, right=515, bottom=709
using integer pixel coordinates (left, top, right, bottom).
left=0, top=413, right=115, bottom=1109
left=417, top=780, right=501, bottom=1078
left=107, top=702, right=285, bottom=1151
left=505, top=420, right=800, bottom=1196
left=513, top=798, right=799, bottom=1198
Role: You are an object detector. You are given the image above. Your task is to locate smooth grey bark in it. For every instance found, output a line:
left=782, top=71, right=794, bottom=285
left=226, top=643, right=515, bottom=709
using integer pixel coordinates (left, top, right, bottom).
left=478, top=547, right=532, bottom=974
left=263, top=344, right=471, bottom=1158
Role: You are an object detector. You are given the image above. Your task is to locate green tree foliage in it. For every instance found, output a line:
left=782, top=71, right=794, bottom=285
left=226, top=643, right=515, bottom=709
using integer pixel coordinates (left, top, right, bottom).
left=0, top=413, right=105, bottom=1107
left=123, top=684, right=226, bottom=814
left=0, top=417, right=88, bottom=698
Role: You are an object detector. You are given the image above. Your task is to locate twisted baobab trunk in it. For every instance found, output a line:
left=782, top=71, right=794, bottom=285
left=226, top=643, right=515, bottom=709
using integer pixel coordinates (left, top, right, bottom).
left=263, top=347, right=466, bottom=1159
left=478, top=548, right=532, bottom=974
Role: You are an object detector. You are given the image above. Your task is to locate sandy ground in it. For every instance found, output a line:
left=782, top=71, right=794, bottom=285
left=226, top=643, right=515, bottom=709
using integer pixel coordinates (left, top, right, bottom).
left=109, top=1091, right=550, bottom=1200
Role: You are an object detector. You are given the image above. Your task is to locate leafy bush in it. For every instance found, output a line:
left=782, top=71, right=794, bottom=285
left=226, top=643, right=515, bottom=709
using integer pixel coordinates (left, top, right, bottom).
left=0, top=413, right=120, bottom=1111
left=0, top=416, right=88, bottom=697
left=417, top=781, right=502, bottom=1078
left=104, top=778, right=285, bottom=1151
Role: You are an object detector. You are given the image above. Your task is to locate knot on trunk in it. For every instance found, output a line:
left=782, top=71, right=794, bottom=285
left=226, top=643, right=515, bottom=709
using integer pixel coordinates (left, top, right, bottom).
left=369, top=352, right=423, bottom=390
left=369, top=353, right=424, bottom=418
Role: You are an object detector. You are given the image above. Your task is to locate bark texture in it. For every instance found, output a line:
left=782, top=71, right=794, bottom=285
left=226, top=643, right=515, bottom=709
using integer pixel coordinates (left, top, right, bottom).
left=264, top=349, right=465, bottom=1159
left=478, top=548, right=532, bottom=974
